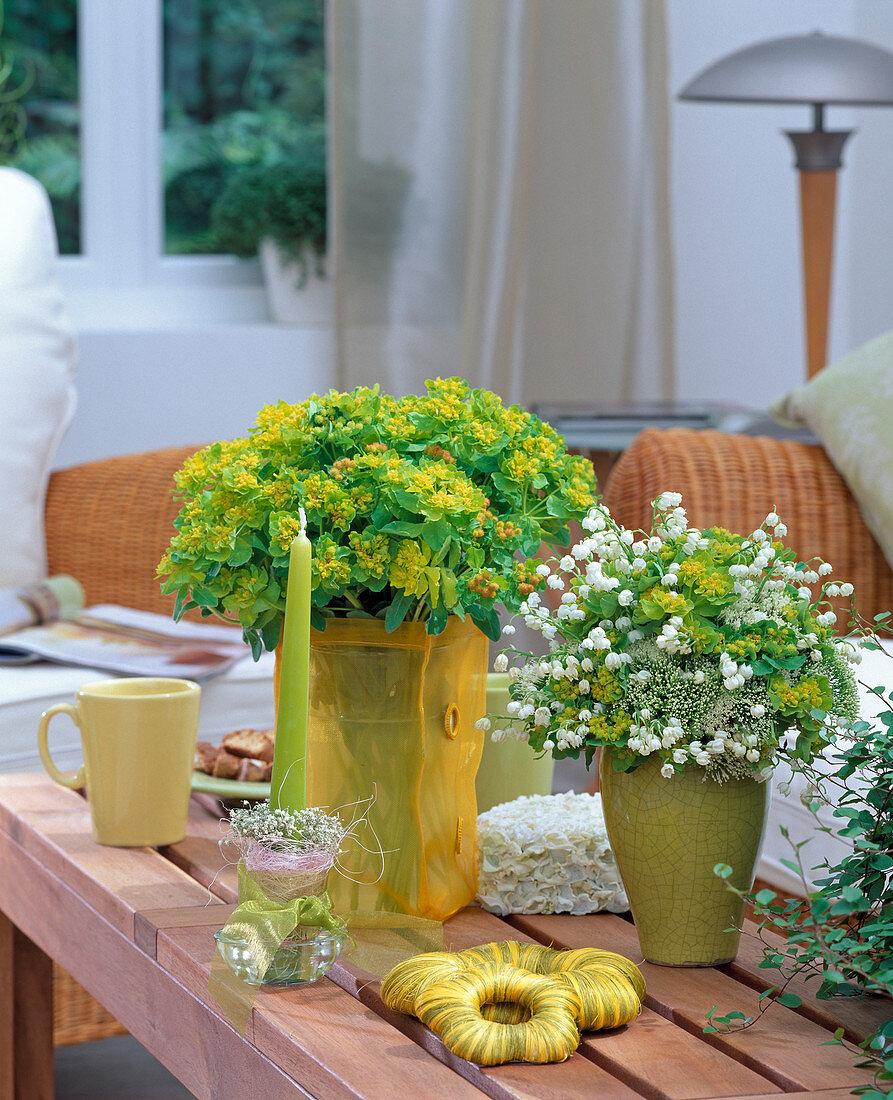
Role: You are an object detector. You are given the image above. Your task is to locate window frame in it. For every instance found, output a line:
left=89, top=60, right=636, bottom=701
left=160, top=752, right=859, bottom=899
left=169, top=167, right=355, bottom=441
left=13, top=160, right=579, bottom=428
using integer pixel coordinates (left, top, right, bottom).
left=58, top=0, right=274, bottom=328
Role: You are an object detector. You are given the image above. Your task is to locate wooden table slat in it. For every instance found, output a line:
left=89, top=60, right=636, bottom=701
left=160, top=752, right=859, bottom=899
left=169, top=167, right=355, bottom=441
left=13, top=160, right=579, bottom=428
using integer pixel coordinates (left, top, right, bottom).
left=0, top=774, right=218, bottom=939
left=708, top=1093, right=873, bottom=1100
left=134, top=903, right=235, bottom=958
left=159, top=925, right=487, bottom=1100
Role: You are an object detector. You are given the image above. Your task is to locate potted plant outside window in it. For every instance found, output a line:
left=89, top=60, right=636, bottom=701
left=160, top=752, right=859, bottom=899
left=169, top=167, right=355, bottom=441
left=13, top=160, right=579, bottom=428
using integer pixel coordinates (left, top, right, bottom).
left=210, top=158, right=328, bottom=324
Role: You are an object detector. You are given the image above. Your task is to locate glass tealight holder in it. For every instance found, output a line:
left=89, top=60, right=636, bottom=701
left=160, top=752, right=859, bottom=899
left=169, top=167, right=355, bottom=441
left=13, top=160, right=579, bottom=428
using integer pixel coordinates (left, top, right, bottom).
left=215, top=926, right=346, bottom=987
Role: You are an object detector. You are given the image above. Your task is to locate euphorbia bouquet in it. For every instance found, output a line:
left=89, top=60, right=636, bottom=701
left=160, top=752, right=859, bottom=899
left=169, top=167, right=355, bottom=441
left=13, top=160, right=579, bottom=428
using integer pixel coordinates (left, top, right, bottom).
left=487, top=494, right=861, bottom=782
left=158, top=378, right=597, bottom=655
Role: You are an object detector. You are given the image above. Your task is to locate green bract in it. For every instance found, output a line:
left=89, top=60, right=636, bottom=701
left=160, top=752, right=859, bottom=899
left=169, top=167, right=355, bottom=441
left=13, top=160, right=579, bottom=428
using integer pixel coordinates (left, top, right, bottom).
left=495, top=494, right=860, bottom=781
left=158, top=378, right=597, bottom=656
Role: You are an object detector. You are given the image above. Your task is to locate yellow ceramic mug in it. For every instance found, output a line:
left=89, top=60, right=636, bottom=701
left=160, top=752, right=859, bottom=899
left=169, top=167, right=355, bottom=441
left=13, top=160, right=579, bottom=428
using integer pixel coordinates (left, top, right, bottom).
left=38, top=677, right=201, bottom=847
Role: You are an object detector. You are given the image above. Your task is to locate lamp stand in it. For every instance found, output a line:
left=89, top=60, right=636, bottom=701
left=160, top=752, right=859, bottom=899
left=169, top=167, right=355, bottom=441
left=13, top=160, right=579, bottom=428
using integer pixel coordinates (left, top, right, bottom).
left=785, top=112, right=852, bottom=378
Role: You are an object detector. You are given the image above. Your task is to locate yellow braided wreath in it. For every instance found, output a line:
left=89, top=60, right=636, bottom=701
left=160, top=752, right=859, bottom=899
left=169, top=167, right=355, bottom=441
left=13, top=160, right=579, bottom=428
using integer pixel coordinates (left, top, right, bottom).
left=381, top=940, right=645, bottom=1065
left=416, top=964, right=581, bottom=1066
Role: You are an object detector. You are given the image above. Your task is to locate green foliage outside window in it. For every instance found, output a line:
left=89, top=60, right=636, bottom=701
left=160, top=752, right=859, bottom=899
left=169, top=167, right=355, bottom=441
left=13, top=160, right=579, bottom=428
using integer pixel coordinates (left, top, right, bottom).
left=0, top=0, right=79, bottom=253
left=163, top=0, right=326, bottom=255
left=0, top=0, right=325, bottom=257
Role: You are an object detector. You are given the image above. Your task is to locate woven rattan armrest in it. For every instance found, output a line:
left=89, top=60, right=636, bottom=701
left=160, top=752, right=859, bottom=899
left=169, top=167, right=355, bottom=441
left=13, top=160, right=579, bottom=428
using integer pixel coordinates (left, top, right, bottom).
left=601, top=428, right=893, bottom=626
left=44, top=444, right=199, bottom=616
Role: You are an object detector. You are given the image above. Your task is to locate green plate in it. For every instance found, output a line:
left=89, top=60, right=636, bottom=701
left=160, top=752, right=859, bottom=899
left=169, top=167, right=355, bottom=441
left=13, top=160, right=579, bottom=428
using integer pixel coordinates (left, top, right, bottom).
left=191, top=772, right=271, bottom=801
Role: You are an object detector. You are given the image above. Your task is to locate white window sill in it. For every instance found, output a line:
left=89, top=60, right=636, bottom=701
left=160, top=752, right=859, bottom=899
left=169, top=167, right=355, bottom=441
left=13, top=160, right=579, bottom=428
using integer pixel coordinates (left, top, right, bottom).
left=60, top=260, right=333, bottom=331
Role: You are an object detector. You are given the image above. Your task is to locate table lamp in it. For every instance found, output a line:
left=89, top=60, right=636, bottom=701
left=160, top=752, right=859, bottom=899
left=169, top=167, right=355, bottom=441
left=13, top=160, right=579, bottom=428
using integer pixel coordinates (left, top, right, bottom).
left=679, top=31, right=893, bottom=378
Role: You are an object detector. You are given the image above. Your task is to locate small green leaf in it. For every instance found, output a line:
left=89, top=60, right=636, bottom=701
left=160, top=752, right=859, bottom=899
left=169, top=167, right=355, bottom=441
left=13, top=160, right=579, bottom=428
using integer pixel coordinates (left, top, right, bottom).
left=385, top=592, right=414, bottom=632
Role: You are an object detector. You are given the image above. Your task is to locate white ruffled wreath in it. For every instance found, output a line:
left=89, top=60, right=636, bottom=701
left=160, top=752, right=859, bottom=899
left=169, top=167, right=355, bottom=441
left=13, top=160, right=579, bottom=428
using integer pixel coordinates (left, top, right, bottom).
left=475, top=792, right=628, bottom=916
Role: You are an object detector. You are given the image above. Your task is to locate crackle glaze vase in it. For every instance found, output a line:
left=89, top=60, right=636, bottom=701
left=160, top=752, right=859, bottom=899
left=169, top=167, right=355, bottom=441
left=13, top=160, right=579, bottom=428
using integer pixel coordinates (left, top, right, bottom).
left=599, top=751, right=771, bottom=967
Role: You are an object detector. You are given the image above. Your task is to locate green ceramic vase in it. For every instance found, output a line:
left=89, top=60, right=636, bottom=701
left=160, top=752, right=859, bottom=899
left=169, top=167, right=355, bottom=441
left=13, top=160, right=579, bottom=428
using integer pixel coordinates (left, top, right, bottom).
left=599, top=751, right=770, bottom=967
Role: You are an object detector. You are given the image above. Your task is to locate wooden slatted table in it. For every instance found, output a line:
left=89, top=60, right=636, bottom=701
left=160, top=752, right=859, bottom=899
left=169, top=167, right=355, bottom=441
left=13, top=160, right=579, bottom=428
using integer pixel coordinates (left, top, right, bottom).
left=0, top=773, right=888, bottom=1099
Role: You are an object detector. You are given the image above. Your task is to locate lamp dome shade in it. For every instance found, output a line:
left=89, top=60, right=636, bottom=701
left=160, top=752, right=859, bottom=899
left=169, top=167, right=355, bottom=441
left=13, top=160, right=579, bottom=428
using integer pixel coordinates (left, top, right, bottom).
left=679, top=31, right=893, bottom=106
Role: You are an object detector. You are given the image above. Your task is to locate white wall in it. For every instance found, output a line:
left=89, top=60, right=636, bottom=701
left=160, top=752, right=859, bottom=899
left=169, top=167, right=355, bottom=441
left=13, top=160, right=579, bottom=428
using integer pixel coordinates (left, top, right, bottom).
left=669, top=0, right=893, bottom=408
left=55, top=1, right=893, bottom=468
left=53, top=325, right=335, bottom=468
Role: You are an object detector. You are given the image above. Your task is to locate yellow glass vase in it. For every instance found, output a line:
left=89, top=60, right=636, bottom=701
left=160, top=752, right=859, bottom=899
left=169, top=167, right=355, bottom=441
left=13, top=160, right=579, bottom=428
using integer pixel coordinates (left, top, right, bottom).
left=599, top=751, right=770, bottom=966
left=277, top=616, right=487, bottom=921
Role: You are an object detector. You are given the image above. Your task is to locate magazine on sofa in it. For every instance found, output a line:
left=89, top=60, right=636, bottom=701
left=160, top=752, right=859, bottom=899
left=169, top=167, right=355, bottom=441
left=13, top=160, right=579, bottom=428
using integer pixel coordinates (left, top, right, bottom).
left=0, top=590, right=250, bottom=682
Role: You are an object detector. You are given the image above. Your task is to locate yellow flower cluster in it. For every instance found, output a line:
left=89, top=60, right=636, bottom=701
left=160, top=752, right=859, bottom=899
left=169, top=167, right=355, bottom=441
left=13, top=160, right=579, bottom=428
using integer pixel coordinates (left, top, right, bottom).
left=389, top=541, right=430, bottom=597
left=772, top=675, right=828, bottom=713
left=159, top=378, right=597, bottom=650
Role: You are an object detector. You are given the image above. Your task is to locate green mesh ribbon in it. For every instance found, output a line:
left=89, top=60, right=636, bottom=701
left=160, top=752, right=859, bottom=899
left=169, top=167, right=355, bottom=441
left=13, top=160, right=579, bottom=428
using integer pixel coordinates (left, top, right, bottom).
left=209, top=862, right=347, bottom=1033
left=230, top=861, right=345, bottom=963
left=210, top=864, right=444, bottom=1035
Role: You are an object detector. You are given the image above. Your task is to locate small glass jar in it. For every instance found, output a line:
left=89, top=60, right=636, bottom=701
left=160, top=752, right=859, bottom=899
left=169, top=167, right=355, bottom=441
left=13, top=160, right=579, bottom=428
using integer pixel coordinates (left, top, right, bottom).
left=215, top=925, right=346, bottom=987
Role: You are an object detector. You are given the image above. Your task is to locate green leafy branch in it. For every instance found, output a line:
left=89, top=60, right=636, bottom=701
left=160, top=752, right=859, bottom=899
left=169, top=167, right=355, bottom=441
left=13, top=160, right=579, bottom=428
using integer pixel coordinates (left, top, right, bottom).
left=705, top=668, right=893, bottom=1095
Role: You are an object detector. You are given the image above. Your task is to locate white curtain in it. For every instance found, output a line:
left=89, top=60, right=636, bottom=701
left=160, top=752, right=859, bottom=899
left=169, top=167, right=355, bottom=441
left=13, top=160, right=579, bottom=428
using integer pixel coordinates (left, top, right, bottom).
left=327, top=0, right=674, bottom=405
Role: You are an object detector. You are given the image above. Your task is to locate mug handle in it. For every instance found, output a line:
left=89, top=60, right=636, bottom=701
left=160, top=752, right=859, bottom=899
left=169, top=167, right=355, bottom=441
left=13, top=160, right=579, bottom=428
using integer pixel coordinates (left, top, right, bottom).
left=38, top=703, right=86, bottom=789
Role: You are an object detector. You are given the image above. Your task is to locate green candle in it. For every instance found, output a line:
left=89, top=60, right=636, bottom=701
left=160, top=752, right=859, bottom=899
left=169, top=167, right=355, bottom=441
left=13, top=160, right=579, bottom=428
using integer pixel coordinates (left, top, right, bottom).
left=270, top=508, right=311, bottom=810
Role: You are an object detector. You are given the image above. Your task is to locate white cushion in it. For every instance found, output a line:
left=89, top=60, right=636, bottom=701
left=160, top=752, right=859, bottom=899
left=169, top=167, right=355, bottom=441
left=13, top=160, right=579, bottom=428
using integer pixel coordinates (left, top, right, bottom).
left=0, top=168, right=77, bottom=586
left=0, top=652, right=276, bottom=775
left=770, top=332, right=893, bottom=571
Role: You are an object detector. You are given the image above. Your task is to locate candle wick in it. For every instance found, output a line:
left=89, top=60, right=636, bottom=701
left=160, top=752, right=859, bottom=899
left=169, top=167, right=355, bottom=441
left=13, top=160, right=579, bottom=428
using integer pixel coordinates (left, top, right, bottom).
left=298, top=506, right=307, bottom=535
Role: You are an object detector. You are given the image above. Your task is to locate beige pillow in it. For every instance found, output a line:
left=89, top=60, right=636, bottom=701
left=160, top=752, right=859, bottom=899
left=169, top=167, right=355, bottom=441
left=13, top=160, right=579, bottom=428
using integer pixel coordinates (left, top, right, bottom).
left=0, top=168, right=77, bottom=587
left=771, top=332, right=893, bottom=571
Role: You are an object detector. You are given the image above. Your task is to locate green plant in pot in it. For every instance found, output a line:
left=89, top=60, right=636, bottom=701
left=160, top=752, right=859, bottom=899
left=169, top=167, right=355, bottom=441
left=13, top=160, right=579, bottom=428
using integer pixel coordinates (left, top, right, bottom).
left=495, top=493, right=861, bottom=965
left=158, top=377, right=598, bottom=918
left=210, top=157, right=326, bottom=320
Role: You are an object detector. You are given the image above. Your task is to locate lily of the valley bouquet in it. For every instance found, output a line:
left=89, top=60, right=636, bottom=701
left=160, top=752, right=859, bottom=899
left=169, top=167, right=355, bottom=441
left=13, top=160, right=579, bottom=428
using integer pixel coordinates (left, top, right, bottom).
left=158, top=377, right=597, bottom=654
left=490, top=493, right=861, bottom=782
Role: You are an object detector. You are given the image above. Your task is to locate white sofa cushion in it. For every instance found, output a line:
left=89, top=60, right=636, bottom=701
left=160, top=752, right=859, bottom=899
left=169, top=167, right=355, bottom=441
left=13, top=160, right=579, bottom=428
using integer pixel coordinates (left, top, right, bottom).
left=0, top=168, right=77, bottom=586
left=771, top=331, right=893, bottom=571
left=0, top=652, right=275, bottom=775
